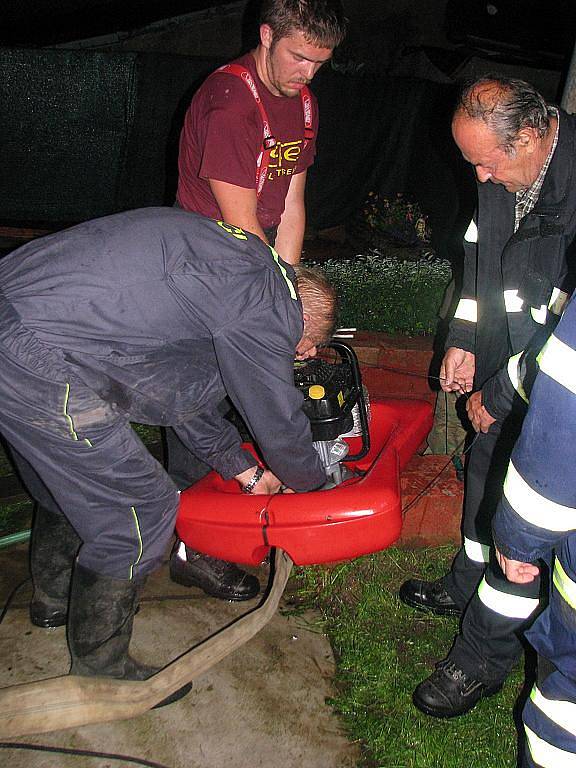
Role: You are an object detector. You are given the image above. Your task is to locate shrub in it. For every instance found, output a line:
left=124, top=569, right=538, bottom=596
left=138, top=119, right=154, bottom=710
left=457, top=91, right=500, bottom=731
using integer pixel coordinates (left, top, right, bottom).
left=313, top=254, right=452, bottom=335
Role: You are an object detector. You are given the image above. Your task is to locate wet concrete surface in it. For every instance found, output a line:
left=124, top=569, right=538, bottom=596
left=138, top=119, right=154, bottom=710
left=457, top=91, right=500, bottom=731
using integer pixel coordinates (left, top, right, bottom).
left=0, top=541, right=359, bottom=768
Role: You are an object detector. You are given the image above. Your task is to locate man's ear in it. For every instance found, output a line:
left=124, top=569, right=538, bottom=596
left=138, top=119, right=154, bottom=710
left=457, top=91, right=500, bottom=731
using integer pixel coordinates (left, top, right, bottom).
left=517, top=127, right=537, bottom=153
left=260, top=24, right=273, bottom=51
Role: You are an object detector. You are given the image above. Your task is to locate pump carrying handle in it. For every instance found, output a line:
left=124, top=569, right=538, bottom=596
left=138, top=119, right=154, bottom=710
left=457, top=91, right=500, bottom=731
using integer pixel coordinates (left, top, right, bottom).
left=324, top=341, right=370, bottom=461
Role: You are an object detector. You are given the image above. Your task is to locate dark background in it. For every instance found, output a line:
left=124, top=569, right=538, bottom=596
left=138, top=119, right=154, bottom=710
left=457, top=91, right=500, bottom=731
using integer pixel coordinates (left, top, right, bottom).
left=1, top=1, right=573, bottom=266
left=1, top=0, right=573, bottom=72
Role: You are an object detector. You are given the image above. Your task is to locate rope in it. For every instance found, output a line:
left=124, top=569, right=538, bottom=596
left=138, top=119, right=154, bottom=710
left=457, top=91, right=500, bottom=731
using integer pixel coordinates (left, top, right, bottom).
left=0, top=742, right=171, bottom=768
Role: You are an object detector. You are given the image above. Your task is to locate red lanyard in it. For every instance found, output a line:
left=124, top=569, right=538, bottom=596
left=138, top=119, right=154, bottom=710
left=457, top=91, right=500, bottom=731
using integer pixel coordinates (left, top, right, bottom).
left=214, top=63, right=314, bottom=197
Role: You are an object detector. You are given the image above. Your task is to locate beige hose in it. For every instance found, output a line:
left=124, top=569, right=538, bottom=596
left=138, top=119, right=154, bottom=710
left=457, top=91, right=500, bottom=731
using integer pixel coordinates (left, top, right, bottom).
left=0, top=548, right=293, bottom=739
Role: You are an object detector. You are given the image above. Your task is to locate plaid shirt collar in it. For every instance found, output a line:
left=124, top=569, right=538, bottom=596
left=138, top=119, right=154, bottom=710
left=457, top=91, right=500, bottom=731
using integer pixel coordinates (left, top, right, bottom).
left=515, top=106, right=559, bottom=231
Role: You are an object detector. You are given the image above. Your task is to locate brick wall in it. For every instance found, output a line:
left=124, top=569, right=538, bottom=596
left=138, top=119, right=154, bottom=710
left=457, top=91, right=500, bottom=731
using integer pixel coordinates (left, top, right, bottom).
left=349, top=332, right=462, bottom=548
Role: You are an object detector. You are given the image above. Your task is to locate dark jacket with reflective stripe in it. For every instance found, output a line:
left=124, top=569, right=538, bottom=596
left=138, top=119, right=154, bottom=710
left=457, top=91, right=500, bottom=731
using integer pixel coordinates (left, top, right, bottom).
left=446, top=109, right=576, bottom=419
left=493, top=293, right=576, bottom=681
left=0, top=207, right=326, bottom=491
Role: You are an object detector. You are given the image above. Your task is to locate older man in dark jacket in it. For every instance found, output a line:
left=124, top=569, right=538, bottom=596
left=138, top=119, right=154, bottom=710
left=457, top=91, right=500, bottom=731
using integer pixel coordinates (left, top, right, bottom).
left=400, top=77, right=576, bottom=718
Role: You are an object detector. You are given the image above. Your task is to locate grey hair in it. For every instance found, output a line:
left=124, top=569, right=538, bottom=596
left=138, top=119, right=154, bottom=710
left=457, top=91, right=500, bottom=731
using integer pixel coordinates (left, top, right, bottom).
left=293, top=264, right=338, bottom=344
left=455, top=76, right=554, bottom=154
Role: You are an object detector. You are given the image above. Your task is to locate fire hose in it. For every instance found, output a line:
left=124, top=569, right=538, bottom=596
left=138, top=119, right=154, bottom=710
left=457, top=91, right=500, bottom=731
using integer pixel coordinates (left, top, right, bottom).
left=0, top=549, right=292, bottom=739
left=0, top=343, right=437, bottom=738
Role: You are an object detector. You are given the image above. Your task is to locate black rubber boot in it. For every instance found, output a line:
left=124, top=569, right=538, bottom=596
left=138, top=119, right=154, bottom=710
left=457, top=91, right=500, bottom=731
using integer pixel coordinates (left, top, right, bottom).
left=29, top=504, right=81, bottom=628
left=169, top=541, right=260, bottom=601
left=68, top=563, right=191, bottom=706
left=68, top=563, right=155, bottom=679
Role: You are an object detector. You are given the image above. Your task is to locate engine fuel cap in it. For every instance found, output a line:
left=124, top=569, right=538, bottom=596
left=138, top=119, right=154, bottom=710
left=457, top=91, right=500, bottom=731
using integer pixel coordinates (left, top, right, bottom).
left=308, top=384, right=325, bottom=399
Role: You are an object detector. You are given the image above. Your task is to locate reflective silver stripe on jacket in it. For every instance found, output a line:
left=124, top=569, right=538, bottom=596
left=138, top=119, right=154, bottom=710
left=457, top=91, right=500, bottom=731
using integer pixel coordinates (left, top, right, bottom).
left=507, top=352, right=529, bottom=403
left=503, top=460, right=576, bottom=532
left=553, top=559, right=576, bottom=612
left=531, top=304, right=549, bottom=324
left=525, top=724, right=576, bottom=767
left=464, top=219, right=478, bottom=243
left=504, top=289, right=524, bottom=313
left=538, top=334, right=576, bottom=396
left=454, top=298, right=477, bottom=322
left=549, top=287, right=570, bottom=316
left=530, top=685, right=576, bottom=738
left=478, top=577, right=539, bottom=618
left=505, top=287, right=568, bottom=324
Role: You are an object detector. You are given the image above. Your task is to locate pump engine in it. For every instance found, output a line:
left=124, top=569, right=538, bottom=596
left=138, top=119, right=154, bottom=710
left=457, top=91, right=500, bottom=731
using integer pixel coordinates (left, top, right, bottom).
left=294, top=341, right=369, bottom=487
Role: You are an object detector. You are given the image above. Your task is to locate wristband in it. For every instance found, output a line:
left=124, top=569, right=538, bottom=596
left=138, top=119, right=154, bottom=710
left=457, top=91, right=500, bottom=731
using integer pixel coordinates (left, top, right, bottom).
left=242, top=466, right=264, bottom=494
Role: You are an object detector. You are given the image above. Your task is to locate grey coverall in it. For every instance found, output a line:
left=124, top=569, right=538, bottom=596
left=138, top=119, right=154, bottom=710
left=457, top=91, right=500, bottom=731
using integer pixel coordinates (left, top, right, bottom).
left=0, top=207, right=326, bottom=579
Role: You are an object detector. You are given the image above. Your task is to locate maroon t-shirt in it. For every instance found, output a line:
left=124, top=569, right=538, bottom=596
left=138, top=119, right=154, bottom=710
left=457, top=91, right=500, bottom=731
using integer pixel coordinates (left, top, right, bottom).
left=176, top=52, right=319, bottom=229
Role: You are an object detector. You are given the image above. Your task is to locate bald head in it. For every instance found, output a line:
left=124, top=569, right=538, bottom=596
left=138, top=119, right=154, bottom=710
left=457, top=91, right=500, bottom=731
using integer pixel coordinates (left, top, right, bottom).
left=454, top=76, right=552, bottom=151
left=452, top=77, right=556, bottom=192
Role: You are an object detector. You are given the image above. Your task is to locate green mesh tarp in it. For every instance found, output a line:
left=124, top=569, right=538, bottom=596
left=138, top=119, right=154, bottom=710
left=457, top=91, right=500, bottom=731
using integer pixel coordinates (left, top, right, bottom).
left=0, top=47, right=215, bottom=224
left=1, top=48, right=138, bottom=222
left=0, top=46, right=474, bottom=263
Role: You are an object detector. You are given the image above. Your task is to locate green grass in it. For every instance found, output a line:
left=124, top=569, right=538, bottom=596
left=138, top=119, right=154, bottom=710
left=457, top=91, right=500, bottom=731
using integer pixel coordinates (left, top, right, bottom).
left=131, top=423, right=162, bottom=445
left=294, top=547, right=523, bottom=768
left=0, top=499, right=33, bottom=537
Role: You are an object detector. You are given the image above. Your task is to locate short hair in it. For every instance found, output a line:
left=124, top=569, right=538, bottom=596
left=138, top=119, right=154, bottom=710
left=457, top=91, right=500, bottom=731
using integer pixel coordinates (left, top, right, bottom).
left=260, top=0, right=347, bottom=49
left=294, top=264, right=338, bottom=345
left=455, top=76, right=554, bottom=154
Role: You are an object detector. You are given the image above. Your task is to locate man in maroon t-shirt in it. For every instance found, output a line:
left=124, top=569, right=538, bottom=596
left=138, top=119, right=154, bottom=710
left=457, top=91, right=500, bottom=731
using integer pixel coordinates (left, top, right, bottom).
left=177, top=49, right=319, bottom=263
left=169, top=0, right=346, bottom=602
left=177, top=0, right=345, bottom=265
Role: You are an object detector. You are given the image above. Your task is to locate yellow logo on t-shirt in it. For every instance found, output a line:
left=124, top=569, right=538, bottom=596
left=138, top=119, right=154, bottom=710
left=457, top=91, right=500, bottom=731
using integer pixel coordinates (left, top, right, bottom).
left=268, top=140, right=303, bottom=179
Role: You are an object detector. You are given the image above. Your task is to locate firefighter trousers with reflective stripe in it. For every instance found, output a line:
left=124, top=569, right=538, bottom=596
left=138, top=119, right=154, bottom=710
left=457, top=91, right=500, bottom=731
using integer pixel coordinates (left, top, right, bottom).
left=443, top=414, right=542, bottom=683
left=523, top=659, right=576, bottom=767
left=444, top=417, right=523, bottom=604
left=0, top=343, right=180, bottom=581
left=450, top=549, right=542, bottom=683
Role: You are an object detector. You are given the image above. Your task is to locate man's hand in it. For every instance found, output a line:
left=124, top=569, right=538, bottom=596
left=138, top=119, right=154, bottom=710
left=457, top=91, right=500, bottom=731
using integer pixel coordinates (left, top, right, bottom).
left=280, top=479, right=336, bottom=494
left=496, top=548, right=540, bottom=584
left=440, top=347, right=475, bottom=394
left=255, top=469, right=283, bottom=494
left=295, top=334, right=318, bottom=360
left=466, top=391, right=496, bottom=433
left=235, top=466, right=282, bottom=495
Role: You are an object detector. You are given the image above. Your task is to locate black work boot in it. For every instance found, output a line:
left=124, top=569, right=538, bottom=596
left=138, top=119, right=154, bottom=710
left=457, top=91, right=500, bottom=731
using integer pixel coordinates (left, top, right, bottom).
left=68, top=564, right=191, bottom=707
left=412, top=659, right=503, bottom=718
left=169, top=541, right=260, bottom=601
left=29, top=504, right=81, bottom=628
left=399, top=577, right=462, bottom=617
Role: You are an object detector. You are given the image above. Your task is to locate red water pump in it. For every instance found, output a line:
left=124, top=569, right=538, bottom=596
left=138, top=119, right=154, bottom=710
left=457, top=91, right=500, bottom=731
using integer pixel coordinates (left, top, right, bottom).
left=176, top=343, right=433, bottom=566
